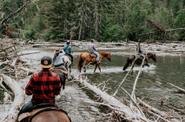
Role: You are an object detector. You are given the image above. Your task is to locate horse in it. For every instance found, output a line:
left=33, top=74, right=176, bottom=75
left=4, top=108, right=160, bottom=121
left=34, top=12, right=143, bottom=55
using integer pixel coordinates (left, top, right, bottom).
left=53, top=50, right=72, bottom=80
left=123, top=52, right=156, bottom=71
left=78, top=51, right=111, bottom=73
left=16, top=107, right=71, bottom=122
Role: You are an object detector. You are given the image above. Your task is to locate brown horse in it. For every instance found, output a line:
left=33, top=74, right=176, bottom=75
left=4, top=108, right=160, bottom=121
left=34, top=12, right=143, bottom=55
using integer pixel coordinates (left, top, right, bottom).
left=78, top=51, right=111, bottom=72
left=123, top=52, right=156, bottom=71
left=17, top=108, right=71, bottom=122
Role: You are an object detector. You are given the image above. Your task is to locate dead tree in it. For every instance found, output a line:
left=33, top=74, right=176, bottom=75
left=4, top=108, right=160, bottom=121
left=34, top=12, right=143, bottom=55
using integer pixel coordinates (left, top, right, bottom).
left=139, top=19, right=167, bottom=40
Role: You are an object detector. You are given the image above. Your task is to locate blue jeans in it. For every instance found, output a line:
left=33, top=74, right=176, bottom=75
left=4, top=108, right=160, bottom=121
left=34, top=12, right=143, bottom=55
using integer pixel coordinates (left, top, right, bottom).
left=18, top=101, right=33, bottom=115
left=91, top=51, right=100, bottom=61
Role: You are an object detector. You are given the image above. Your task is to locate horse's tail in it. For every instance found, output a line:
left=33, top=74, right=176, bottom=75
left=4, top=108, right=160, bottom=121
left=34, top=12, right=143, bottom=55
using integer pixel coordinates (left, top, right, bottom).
left=78, top=55, right=84, bottom=72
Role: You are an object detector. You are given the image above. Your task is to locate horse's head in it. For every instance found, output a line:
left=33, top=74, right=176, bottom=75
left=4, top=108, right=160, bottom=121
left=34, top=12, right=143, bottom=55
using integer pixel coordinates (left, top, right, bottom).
left=147, top=52, right=156, bottom=62
left=99, top=51, right=111, bottom=62
left=106, top=53, right=112, bottom=62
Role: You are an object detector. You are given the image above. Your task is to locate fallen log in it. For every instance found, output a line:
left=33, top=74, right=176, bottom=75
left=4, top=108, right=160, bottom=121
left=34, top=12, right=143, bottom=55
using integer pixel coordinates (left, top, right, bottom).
left=19, top=67, right=34, bottom=75
left=131, top=56, right=146, bottom=101
left=137, top=98, right=167, bottom=117
left=168, top=83, right=185, bottom=94
left=32, top=43, right=65, bottom=48
left=0, top=74, right=25, bottom=122
left=78, top=76, right=149, bottom=121
left=17, top=51, right=40, bottom=57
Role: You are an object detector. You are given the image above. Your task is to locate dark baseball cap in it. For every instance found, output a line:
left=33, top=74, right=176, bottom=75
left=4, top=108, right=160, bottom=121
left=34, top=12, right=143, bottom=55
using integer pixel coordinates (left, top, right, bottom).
left=40, top=56, right=52, bottom=68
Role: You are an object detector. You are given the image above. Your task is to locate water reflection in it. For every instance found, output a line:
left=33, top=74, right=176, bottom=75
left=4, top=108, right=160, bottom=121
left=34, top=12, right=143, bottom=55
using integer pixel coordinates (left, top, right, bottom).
left=88, top=55, right=185, bottom=110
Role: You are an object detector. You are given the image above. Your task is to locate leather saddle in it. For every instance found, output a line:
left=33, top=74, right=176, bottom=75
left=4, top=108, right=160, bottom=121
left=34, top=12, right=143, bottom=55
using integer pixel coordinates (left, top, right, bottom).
left=17, top=104, right=70, bottom=122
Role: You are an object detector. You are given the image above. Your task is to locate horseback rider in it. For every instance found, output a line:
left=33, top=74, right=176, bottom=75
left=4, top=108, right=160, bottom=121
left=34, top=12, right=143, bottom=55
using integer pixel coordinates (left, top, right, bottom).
left=63, top=40, right=73, bottom=63
left=88, top=39, right=100, bottom=64
left=18, top=56, right=65, bottom=115
left=53, top=48, right=68, bottom=80
left=136, top=42, right=145, bottom=59
left=53, top=48, right=65, bottom=68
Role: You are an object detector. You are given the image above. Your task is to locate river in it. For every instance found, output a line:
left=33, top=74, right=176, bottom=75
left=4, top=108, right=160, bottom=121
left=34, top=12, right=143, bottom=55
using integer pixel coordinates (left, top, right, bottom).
left=0, top=48, right=185, bottom=121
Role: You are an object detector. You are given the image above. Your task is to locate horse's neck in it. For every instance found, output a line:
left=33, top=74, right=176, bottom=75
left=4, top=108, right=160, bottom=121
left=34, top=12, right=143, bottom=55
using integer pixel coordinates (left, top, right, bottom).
left=100, top=53, right=109, bottom=60
left=146, top=53, right=152, bottom=58
left=99, top=52, right=105, bottom=58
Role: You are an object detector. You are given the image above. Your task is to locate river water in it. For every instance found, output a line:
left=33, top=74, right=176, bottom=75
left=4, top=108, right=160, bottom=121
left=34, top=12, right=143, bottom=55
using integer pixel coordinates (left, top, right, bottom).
left=0, top=48, right=185, bottom=121
left=87, top=54, right=185, bottom=112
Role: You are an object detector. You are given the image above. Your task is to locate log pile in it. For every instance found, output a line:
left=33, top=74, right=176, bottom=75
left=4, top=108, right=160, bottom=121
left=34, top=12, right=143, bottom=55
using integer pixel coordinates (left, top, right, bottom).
left=0, top=39, right=32, bottom=122
left=0, top=40, right=18, bottom=61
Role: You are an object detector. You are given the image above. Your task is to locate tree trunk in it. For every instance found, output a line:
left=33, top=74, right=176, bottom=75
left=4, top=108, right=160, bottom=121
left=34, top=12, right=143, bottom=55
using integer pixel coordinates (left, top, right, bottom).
left=94, top=0, right=100, bottom=39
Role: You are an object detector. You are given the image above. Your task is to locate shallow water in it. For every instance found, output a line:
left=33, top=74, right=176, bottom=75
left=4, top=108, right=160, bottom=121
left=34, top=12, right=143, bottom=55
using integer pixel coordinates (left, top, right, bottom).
left=0, top=48, right=185, bottom=121
left=87, top=54, right=185, bottom=112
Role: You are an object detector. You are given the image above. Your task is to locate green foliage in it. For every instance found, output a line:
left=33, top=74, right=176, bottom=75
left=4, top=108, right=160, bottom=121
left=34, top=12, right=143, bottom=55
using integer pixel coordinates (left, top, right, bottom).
left=123, top=0, right=152, bottom=39
left=174, top=9, right=185, bottom=40
left=22, top=28, right=36, bottom=40
left=149, top=7, right=174, bottom=27
left=1, top=0, right=185, bottom=41
left=102, top=24, right=124, bottom=42
left=175, top=9, right=185, bottom=27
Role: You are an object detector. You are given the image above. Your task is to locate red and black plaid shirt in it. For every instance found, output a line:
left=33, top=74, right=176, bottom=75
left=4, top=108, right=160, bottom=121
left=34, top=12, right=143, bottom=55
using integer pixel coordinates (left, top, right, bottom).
left=25, top=69, right=62, bottom=104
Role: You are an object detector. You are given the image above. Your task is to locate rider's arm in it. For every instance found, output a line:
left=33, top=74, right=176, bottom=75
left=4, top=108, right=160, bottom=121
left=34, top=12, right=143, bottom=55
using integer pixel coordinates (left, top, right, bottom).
left=69, top=46, right=72, bottom=53
left=92, top=44, right=96, bottom=51
left=53, top=53, right=58, bottom=62
left=63, top=45, right=67, bottom=51
left=25, top=75, right=34, bottom=95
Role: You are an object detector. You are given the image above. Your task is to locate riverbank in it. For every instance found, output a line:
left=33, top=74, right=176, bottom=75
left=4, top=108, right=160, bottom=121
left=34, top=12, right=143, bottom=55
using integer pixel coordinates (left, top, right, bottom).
left=2, top=38, right=184, bottom=56
left=0, top=39, right=185, bottom=121
left=26, top=40, right=185, bottom=56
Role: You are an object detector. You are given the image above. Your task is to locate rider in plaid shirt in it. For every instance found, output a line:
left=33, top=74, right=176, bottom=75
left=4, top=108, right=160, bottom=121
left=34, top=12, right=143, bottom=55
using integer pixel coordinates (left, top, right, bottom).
left=25, top=69, right=61, bottom=104
left=19, top=56, right=64, bottom=115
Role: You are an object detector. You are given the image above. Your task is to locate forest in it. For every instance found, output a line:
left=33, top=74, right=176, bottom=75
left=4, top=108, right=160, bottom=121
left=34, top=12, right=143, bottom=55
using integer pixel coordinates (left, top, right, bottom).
left=0, top=0, right=185, bottom=42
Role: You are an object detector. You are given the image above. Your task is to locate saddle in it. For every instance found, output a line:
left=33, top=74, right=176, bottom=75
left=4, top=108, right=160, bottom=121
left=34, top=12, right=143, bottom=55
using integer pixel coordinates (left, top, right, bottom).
left=65, top=54, right=72, bottom=61
left=17, top=104, right=70, bottom=122
left=89, top=53, right=96, bottom=58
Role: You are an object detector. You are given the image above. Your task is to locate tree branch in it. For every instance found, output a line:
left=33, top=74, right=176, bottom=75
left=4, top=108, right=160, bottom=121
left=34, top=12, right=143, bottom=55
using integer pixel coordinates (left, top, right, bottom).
left=1, top=0, right=31, bottom=25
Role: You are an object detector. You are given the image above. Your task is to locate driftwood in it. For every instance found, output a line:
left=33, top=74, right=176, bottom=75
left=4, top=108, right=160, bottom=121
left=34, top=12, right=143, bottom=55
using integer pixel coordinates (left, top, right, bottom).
left=17, top=51, right=40, bottom=57
left=78, top=76, right=149, bottom=121
left=113, top=56, right=137, bottom=96
left=146, top=19, right=166, bottom=32
left=120, top=87, right=145, bottom=117
left=0, top=41, right=18, bottom=61
left=137, top=98, right=182, bottom=122
left=131, top=56, right=145, bottom=101
left=32, top=43, right=65, bottom=48
left=138, top=98, right=168, bottom=118
left=166, top=28, right=185, bottom=32
left=168, top=82, right=185, bottom=94
left=19, top=67, right=34, bottom=75
left=0, top=74, right=25, bottom=122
